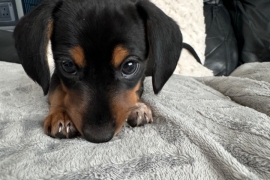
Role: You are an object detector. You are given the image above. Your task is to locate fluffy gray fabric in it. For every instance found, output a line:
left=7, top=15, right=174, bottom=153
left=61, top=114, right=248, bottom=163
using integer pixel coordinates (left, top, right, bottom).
left=0, top=61, right=270, bottom=180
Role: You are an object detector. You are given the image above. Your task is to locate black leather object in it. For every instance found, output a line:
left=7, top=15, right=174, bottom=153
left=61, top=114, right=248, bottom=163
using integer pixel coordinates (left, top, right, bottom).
left=224, top=0, right=270, bottom=64
left=0, top=30, right=20, bottom=63
left=204, top=0, right=238, bottom=76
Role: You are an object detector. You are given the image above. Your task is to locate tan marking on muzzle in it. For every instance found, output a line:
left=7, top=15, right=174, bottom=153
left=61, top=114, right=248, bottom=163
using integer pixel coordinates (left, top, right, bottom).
left=111, top=82, right=141, bottom=135
left=47, top=83, right=85, bottom=135
left=61, top=83, right=87, bottom=136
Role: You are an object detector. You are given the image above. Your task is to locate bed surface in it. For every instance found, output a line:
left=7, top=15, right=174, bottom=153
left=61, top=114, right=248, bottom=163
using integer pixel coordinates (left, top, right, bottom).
left=0, top=61, right=270, bottom=179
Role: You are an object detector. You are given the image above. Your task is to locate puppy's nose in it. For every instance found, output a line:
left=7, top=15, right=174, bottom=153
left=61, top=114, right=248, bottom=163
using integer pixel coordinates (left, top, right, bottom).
left=82, top=123, right=115, bottom=143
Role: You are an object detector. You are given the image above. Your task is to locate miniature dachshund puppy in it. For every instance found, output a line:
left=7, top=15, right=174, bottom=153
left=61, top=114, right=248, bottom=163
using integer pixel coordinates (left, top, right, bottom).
left=14, top=0, right=198, bottom=143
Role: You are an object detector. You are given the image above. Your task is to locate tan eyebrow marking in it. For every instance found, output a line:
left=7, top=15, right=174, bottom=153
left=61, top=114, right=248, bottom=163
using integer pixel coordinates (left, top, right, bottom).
left=69, top=46, right=86, bottom=67
left=112, top=45, right=129, bottom=67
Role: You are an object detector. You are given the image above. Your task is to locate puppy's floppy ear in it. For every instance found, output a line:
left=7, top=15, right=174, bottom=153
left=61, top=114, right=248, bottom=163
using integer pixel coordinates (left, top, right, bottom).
left=13, top=0, right=61, bottom=95
left=136, top=0, right=182, bottom=94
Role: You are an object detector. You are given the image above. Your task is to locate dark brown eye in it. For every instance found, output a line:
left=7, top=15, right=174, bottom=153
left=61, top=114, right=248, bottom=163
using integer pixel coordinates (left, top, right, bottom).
left=121, top=61, right=139, bottom=77
left=62, top=60, right=76, bottom=74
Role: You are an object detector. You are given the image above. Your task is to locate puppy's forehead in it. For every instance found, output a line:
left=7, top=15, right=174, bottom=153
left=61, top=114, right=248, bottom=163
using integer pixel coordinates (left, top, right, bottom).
left=54, top=0, right=144, bottom=45
left=55, top=0, right=143, bottom=36
left=53, top=0, right=146, bottom=61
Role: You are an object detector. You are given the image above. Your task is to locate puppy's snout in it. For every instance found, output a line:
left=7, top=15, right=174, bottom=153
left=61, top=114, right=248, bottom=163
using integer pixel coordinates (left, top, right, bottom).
left=82, top=122, right=115, bottom=143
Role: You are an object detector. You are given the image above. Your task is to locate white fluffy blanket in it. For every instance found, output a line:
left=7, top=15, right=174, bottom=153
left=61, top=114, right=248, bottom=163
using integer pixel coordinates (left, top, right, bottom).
left=154, top=0, right=213, bottom=76
left=1, top=61, right=270, bottom=179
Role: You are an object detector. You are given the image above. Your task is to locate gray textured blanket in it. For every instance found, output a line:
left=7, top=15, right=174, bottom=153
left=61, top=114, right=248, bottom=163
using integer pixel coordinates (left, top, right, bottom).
left=1, top=61, right=270, bottom=180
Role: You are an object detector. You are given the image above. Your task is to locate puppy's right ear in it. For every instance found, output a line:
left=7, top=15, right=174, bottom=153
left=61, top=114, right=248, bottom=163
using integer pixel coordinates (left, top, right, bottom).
left=13, top=0, right=61, bottom=95
left=136, top=0, right=182, bottom=94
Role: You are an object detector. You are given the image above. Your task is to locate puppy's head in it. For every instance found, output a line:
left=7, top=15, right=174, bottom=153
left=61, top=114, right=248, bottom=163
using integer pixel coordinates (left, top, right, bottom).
left=14, top=0, right=182, bottom=143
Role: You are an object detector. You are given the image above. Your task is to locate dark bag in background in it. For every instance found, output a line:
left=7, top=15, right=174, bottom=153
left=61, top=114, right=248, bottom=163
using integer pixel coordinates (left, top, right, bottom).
left=224, top=0, right=270, bottom=64
left=204, top=0, right=238, bottom=76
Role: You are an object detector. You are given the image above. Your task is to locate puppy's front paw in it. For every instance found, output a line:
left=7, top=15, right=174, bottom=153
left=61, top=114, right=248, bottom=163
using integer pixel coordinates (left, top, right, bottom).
left=44, top=112, right=78, bottom=139
left=127, top=102, right=153, bottom=127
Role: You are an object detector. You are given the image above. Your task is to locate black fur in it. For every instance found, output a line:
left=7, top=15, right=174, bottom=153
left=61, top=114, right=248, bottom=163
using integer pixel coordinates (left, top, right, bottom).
left=182, top=43, right=202, bottom=64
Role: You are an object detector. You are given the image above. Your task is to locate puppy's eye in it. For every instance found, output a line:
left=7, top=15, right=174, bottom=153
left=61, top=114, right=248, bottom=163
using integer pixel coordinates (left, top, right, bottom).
left=62, top=60, right=76, bottom=74
left=121, top=60, right=139, bottom=77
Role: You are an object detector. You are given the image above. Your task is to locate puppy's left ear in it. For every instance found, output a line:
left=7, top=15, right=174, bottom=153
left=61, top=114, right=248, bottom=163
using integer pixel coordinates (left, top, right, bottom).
left=13, top=0, right=61, bottom=95
left=136, top=0, right=182, bottom=94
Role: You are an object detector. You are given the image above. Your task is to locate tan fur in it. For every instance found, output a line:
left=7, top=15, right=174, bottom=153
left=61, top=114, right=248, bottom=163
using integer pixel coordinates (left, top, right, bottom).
left=111, top=82, right=141, bottom=135
left=69, top=46, right=86, bottom=68
left=44, top=83, right=85, bottom=136
left=112, top=45, right=129, bottom=67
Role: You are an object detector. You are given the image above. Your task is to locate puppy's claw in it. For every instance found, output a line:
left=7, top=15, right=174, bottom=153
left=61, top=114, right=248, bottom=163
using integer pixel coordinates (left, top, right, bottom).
left=145, top=114, right=149, bottom=121
left=66, top=125, right=70, bottom=134
left=44, top=112, right=78, bottom=139
left=59, top=126, right=62, bottom=133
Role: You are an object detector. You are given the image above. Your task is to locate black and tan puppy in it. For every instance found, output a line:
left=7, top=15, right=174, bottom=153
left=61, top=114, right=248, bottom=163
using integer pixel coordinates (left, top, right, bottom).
left=14, top=0, right=186, bottom=143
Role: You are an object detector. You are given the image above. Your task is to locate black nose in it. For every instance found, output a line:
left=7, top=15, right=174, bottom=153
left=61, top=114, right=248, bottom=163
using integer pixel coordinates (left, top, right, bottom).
left=82, top=123, right=115, bottom=143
